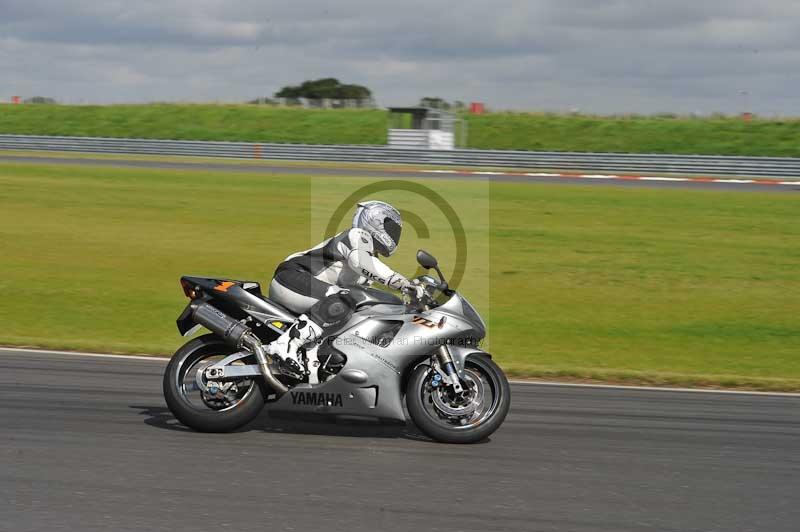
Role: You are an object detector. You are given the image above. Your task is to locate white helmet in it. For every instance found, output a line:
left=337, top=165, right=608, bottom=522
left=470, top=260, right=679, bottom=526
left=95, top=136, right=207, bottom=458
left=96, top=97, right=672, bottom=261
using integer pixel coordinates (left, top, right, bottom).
left=352, top=201, right=403, bottom=257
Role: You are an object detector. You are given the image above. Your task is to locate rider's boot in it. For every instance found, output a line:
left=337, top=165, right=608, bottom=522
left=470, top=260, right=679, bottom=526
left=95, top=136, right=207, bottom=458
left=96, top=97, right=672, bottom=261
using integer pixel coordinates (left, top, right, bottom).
left=266, top=314, right=324, bottom=378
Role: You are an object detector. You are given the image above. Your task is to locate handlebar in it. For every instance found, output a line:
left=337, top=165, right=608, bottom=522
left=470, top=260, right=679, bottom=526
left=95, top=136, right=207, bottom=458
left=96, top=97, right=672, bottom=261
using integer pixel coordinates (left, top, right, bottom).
left=423, top=277, right=452, bottom=295
left=402, top=276, right=454, bottom=310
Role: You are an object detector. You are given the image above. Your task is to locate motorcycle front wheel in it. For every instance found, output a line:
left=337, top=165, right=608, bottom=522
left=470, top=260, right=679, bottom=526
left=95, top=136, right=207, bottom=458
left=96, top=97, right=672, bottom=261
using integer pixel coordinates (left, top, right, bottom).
left=406, top=354, right=510, bottom=444
left=163, top=334, right=266, bottom=432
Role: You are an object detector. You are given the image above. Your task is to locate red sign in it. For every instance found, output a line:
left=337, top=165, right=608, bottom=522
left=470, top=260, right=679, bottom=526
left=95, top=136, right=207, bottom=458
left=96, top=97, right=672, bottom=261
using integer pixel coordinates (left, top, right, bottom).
left=11, top=96, right=21, bottom=104
left=469, top=102, right=485, bottom=114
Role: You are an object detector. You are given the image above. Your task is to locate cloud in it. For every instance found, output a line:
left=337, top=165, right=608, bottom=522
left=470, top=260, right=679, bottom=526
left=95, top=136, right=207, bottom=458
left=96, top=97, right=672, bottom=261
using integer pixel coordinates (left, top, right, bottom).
left=1, top=0, right=799, bottom=114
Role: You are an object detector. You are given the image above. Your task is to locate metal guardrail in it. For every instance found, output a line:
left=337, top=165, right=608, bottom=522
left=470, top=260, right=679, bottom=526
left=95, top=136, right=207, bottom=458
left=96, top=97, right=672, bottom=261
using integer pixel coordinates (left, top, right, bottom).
left=1, top=134, right=799, bottom=178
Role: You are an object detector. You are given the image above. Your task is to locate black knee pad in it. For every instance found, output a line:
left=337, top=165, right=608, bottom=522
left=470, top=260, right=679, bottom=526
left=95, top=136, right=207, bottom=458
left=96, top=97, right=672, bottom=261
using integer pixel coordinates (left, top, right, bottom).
left=308, top=293, right=356, bottom=329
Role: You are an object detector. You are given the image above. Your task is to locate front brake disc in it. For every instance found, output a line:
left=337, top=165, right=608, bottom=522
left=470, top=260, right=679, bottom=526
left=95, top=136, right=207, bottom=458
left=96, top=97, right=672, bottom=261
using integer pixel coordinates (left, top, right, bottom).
left=431, top=372, right=484, bottom=417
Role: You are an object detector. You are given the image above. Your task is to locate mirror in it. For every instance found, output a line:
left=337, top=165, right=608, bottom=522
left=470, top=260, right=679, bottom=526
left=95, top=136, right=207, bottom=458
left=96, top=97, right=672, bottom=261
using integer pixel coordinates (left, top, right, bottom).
left=416, top=249, right=438, bottom=270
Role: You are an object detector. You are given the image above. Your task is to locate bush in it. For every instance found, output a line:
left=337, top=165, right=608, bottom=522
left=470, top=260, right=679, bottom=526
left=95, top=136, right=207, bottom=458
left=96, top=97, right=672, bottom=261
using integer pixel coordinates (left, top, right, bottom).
left=23, top=96, right=57, bottom=104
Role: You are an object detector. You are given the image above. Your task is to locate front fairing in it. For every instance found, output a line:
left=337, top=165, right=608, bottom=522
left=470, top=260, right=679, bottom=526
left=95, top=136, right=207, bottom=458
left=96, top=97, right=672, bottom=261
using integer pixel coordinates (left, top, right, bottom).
left=436, top=292, right=487, bottom=340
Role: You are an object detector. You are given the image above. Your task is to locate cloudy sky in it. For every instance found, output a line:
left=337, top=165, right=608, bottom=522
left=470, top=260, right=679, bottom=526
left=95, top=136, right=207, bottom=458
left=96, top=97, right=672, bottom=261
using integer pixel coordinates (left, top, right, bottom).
left=2, top=0, right=800, bottom=114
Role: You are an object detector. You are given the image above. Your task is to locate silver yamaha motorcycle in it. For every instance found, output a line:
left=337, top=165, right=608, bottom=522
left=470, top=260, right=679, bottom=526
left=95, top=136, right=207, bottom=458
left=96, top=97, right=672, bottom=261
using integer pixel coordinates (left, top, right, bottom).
left=163, top=250, right=510, bottom=443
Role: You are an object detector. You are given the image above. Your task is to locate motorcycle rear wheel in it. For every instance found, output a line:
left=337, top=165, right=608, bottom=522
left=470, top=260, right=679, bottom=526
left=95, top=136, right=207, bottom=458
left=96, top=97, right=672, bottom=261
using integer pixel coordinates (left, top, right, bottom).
left=163, top=334, right=266, bottom=432
left=406, top=354, right=510, bottom=444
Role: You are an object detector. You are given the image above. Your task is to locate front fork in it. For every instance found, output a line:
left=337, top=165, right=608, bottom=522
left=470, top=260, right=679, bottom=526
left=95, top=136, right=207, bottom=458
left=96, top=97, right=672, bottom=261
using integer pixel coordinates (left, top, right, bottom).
left=434, top=345, right=464, bottom=393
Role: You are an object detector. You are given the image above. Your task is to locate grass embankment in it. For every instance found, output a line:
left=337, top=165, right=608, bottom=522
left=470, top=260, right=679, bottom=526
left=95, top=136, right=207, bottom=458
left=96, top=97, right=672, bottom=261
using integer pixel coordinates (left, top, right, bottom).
left=466, top=113, right=800, bottom=156
left=1, top=161, right=798, bottom=390
left=0, top=105, right=388, bottom=145
left=3, top=104, right=800, bottom=156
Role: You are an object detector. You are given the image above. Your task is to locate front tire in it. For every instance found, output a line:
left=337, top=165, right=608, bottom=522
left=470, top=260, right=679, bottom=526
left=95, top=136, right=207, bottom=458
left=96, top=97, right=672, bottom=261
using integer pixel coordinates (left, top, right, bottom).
left=163, top=334, right=266, bottom=432
left=406, top=355, right=510, bottom=444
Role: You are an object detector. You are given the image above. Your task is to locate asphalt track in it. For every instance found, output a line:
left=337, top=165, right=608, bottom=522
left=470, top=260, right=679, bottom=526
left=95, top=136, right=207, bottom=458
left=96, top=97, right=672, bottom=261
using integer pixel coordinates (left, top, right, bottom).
left=1, top=153, right=799, bottom=192
left=3, top=349, right=798, bottom=532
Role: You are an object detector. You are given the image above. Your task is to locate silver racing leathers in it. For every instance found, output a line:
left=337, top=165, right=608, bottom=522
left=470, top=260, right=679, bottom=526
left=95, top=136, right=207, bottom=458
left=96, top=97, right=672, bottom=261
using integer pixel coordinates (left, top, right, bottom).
left=266, top=228, right=413, bottom=370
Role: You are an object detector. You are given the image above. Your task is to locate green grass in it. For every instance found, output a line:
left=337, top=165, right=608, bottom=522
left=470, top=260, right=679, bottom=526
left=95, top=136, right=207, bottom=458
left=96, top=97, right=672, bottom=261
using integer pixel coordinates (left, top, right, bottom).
left=466, top=112, right=800, bottom=156
left=1, top=160, right=799, bottom=390
left=4, top=104, right=800, bottom=156
left=0, top=104, right=389, bottom=145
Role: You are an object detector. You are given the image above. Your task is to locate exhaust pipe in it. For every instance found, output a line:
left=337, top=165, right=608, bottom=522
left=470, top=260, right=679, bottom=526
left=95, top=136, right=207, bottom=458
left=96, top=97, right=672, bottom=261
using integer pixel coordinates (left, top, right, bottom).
left=242, top=334, right=289, bottom=396
left=191, top=302, right=288, bottom=395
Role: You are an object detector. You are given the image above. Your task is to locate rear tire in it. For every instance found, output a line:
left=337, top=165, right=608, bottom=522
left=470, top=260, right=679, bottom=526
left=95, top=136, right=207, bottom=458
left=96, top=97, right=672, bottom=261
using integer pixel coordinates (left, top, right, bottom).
left=406, top=355, right=510, bottom=444
left=163, top=334, right=266, bottom=432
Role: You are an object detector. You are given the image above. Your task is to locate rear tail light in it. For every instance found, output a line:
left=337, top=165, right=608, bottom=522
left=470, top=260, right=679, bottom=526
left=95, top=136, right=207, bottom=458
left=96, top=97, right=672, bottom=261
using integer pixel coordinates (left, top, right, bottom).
left=180, top=279, right=199, bottom=299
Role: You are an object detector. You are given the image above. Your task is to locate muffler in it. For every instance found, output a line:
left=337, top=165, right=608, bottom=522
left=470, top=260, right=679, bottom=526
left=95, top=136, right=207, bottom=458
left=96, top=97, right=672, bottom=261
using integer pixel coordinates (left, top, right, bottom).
left=191, top=302, right=251, bottom=346
left=191, top=302, right=288, bottom=395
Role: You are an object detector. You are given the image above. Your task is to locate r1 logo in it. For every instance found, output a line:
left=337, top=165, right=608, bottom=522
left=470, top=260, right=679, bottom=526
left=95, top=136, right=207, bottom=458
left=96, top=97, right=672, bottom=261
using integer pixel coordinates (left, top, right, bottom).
left=412, top=316, right=437, bottom=328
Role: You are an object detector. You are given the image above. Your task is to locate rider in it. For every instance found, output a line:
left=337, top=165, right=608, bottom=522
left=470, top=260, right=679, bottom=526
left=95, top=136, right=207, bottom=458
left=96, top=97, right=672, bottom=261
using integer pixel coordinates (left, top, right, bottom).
left=266, top=200, right=422, bottom=375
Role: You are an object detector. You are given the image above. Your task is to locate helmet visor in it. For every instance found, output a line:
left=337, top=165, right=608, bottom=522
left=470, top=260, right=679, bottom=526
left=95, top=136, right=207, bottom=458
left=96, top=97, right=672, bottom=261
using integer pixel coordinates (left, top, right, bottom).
left=383, top=218, right=401, bottom=247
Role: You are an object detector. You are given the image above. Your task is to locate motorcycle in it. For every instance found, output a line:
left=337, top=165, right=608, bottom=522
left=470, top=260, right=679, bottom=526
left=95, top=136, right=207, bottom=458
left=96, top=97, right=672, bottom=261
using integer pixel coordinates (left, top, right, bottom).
left=163, top=249, right=510, bottom=443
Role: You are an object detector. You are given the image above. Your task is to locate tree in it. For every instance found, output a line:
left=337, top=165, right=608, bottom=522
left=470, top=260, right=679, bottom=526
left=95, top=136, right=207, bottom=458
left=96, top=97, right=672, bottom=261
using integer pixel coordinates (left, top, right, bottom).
left=275, top=78, right=372, bottom=101
left=247, top=97, right=275, bottom=105
left=418, top=97, right=451, bottom=110
left=337, top=84, right=372, bottom=100
left=23, top=96, right=57, bottom=104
